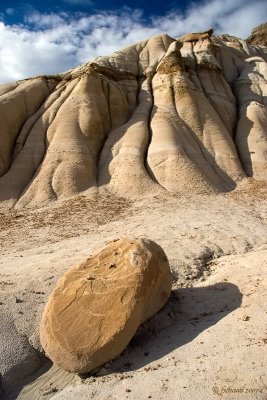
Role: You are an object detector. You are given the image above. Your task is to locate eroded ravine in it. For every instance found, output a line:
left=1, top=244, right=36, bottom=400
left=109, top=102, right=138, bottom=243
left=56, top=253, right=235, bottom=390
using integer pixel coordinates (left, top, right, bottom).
left=0, top=27, right=266, bottom=209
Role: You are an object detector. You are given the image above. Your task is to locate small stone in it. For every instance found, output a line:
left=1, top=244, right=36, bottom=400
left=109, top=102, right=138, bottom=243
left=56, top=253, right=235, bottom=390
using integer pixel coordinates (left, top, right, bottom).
left=42, top=387, right=58, bottom=395
left=98, top=367, right=108, bottom=375
left=15, top=297, right=24, bottom=304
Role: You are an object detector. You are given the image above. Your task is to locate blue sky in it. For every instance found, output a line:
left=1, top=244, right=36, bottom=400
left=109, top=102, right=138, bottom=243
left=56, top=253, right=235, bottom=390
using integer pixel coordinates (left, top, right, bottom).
left=1, top=0, right=189, bottom=24
left=0, top=0, right=266, bottom=82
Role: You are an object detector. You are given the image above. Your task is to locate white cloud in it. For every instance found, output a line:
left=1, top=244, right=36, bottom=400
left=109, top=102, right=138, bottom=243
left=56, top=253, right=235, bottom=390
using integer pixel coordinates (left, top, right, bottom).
left=63, top=0, right=94, bottom=5
left=25, top=12, right=65, bottom=28
left=6, top=8, right=15, bottom=16
left=153, top=0, right=267, bottom=37
left=0, top=0, right=266, bottom=83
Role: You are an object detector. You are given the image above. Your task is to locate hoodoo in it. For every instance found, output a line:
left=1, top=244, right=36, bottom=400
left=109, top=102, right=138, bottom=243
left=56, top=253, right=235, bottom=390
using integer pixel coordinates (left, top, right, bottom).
left=0, top=25, right=266, bottom=208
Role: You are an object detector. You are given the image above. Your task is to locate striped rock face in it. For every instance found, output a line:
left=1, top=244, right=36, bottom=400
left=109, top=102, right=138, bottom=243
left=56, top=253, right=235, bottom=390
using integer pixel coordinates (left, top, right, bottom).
left=0, top=25, right=266, bottom=209
left=40, top=238, right=172, bottom=373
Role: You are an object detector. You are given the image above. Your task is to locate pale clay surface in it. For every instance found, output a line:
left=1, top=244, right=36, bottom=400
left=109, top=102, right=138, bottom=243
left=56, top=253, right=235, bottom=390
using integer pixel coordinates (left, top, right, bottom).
left=1, top=189, right=267, bottom=399
left=0, top=25, right=267, bottom=399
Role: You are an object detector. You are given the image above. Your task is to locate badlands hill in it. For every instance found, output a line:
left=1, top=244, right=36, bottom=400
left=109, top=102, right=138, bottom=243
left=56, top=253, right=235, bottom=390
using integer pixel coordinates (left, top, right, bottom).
left=0, top=23, right=267, bottom=400
left=0, top=25, right=266, bottom=208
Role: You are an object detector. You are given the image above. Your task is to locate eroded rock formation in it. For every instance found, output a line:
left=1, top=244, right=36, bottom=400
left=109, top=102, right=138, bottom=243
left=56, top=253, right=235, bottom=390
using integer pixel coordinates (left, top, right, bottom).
left=0, top=25, right=266, bottom=208
left=247, top=22, right=267, bottom=46
left=40, top=238, right=172, bottom=373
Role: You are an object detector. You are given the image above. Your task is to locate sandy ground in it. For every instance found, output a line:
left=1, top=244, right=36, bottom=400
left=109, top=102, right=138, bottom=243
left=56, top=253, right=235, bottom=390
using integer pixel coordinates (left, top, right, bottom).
left=0, top=181, right=267, bottom=399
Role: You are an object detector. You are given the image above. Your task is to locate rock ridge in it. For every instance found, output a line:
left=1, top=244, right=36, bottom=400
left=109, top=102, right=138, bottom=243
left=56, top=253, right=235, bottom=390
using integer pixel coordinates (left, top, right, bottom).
left=0, top=24, right=266, bottom=208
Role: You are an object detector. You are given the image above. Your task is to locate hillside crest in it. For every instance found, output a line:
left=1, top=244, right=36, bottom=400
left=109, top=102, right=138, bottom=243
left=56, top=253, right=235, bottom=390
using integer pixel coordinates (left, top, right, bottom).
left=0, top=23, right=266, bottom=208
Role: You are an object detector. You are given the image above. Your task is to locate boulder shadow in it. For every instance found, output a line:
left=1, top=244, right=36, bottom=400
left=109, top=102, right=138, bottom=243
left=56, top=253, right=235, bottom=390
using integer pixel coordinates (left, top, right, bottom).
left=8, top=282, right=242, bottom=399
left=107, top=282, right=242, bottom=373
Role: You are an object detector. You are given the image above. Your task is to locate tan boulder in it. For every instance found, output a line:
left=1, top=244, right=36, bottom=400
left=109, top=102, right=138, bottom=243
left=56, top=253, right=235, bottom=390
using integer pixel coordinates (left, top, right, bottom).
left=183, top=28, right=213, bottom=42
left=40, top=238, right=172, bottom=373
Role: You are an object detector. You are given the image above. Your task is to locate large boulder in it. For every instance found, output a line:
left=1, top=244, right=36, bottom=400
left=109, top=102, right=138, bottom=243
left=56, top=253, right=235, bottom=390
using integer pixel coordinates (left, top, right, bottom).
left=40, top=238, right=172, bottom=373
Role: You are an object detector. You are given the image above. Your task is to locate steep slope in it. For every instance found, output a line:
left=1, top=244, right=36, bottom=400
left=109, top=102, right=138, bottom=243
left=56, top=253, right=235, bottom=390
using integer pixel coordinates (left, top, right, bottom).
left=0, top=25, right=266, bottom=208
left=247, top=22, right=267, bottom=46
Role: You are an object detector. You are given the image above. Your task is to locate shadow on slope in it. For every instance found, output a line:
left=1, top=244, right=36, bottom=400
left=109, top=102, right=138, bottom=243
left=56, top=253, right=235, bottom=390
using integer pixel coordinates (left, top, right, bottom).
left=110, top=282, right=242, bottom=372
left=9, top=282, right=242, bottom=400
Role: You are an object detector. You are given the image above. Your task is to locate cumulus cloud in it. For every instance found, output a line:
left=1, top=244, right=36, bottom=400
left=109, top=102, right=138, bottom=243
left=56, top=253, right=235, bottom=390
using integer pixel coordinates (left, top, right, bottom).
left=0, top=0, right=266, bottom=83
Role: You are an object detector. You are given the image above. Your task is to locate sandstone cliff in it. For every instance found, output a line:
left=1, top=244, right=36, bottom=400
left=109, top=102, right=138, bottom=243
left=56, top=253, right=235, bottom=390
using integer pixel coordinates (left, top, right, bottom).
left=0, top=24, right=266, bottom=208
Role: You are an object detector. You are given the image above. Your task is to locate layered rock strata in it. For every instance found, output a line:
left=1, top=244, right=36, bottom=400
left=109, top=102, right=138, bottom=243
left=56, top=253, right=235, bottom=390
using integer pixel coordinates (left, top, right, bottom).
left=0, top=25, right=266, bottom=208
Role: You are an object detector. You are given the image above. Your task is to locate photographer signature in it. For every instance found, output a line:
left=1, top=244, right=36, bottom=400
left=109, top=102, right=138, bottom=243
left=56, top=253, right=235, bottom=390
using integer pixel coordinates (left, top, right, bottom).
left=212, top=386, right=265, bottom=396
